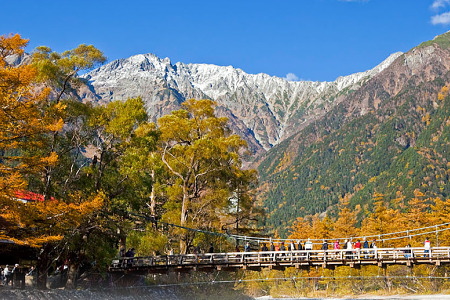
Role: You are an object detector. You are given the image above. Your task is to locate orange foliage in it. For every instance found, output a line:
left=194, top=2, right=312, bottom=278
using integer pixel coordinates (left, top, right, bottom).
left=0, top=192, right=104, bottom=247
left=0, top=34, right=63, bottom=196
left=0, top=34, right=102, bottom=247
left=289, top=191, right=450, bottom=248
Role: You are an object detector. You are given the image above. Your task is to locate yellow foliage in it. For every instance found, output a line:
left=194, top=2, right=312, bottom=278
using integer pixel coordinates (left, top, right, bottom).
left=368, top=176, right=377, bottom=183
left=438, top=85, right=449, bottom=101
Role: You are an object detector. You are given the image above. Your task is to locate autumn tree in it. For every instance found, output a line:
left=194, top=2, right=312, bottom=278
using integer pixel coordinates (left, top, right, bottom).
left=0, top=34, right=66, bottom=245
left=0, top=34, right=62, bottom=199
left=331, top=194, right=360, bottom=240
left=158, top=99, right=259, bottom=253
left=289, top=217, right=313, bottom=240
left=0, top=34, right=108, bottom=288
left=430, top=197, right=450, bottom=246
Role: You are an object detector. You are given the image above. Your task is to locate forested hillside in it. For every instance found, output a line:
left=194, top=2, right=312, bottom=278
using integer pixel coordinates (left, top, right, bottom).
left=257, top=32, right=450, bottom=236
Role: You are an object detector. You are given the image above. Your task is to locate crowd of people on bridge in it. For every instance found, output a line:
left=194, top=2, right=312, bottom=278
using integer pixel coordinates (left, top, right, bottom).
left=234, top=237, right=433, bottom=260
left=248, top=238, right=378, bottom=254
left=115, top=237, right=433, bottom=259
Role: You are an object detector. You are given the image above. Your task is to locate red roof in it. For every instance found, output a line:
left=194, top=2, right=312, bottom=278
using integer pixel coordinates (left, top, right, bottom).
left=14, top=191, right=55, bottom=202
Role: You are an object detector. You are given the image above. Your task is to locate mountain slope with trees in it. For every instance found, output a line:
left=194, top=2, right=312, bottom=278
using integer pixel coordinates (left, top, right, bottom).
left=257, top=32, right=450, bottom=236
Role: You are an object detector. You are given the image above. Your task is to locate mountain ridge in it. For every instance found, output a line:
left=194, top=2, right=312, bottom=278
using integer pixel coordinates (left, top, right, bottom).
left=80, top=51, right=402, bottom=154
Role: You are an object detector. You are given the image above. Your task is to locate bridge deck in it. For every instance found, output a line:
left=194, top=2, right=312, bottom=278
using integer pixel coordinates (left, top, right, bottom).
left=110, top=247, right=450, bottom=273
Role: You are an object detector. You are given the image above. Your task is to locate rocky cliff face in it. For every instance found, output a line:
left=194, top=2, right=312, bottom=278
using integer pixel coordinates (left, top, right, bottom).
left=80, top=52, right=402, bottom=156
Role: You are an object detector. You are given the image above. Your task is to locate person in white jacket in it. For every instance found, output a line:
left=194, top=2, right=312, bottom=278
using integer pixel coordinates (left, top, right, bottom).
left=3, top=265, right=12, bottom=286
left=424, top=237, right=431, bottom=257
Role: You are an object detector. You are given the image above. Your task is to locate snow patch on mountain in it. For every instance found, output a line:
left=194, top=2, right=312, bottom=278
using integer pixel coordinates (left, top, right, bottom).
left=82, top=51, right=402, bottom=152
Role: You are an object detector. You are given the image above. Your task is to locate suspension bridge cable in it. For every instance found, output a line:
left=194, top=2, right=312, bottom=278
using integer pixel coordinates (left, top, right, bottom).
left=130, top=212, right=450, bottom=245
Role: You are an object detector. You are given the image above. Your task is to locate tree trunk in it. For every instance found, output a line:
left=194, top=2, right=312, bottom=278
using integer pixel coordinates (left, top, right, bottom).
left=36, top=244, right=51, bottom=289
left=149, top=169, right=156, bottom=216
left=65, top=263, right=78, bottom=289
left=117, top=227, right=126, bottom=255
left=180, top=185, right=189, bottom=254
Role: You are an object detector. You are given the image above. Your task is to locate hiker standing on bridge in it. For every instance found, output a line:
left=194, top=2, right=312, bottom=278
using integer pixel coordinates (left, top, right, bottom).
left=404, top=244, right=412, bottom=258
left=370, top=240, right=377, bottom=258
left=244, top=242, right=251, bottom=252
left=333, top=240, right=340, bottom=250
left=208, top=243, right=214, bottom=253
left=269, top=242, right=275, bottom=260
left=424, top=237, right=431, bottom=257
left=354, top=240, right=362, bottom=259
left=363, top=238, right=370, bottom=258
left=345, top=239, right=353, bottom=259
left=321, top=240, right=328, bottom=259
left=333, top=240, right=340, bottom=259
left=261, top=243, right=268, bottom=251
left=125, top=248, right=135, bottom=268
left=305, top=239, right=313, bottom=260
left=304, top=239, right=313, bottom=251
left=261, top=243, right=269, bottom=261
left=296, top=240, right=303, bottom=251
left=289, top=241, right=296, bottom=251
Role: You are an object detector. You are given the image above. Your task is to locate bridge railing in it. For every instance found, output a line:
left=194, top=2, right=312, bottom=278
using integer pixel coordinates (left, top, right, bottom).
left=110, top=247, right=450, bottom=270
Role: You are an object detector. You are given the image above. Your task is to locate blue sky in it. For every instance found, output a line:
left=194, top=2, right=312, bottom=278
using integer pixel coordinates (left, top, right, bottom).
left=2, top=0, right=450, bottom=81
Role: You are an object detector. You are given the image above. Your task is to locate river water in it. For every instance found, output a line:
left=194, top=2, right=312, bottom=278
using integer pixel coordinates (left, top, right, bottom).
left=2, top=289, right=450, bottom=300
left=1, top=286, right=252, bottom=300
left=258, top=296, right=450, bottom=300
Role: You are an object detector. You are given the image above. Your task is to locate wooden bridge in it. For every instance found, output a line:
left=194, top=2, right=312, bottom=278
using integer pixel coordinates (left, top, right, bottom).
left=109, top=247, right=450, bottom=274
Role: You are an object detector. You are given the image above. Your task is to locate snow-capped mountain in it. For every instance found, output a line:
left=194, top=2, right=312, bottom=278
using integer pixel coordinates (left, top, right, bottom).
left=80, top=51, right=402, bottom=155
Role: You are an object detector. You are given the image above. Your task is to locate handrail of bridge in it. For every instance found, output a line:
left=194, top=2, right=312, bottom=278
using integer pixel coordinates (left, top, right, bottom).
left=110, top=246, right=450, bottom=271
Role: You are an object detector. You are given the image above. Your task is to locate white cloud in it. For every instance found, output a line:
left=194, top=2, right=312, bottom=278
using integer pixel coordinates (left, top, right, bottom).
left=431, top=11, right=450, bottom=24
left=285, top=73, right=300, bottom=81
left=431, top=0, right=450, bottom=10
